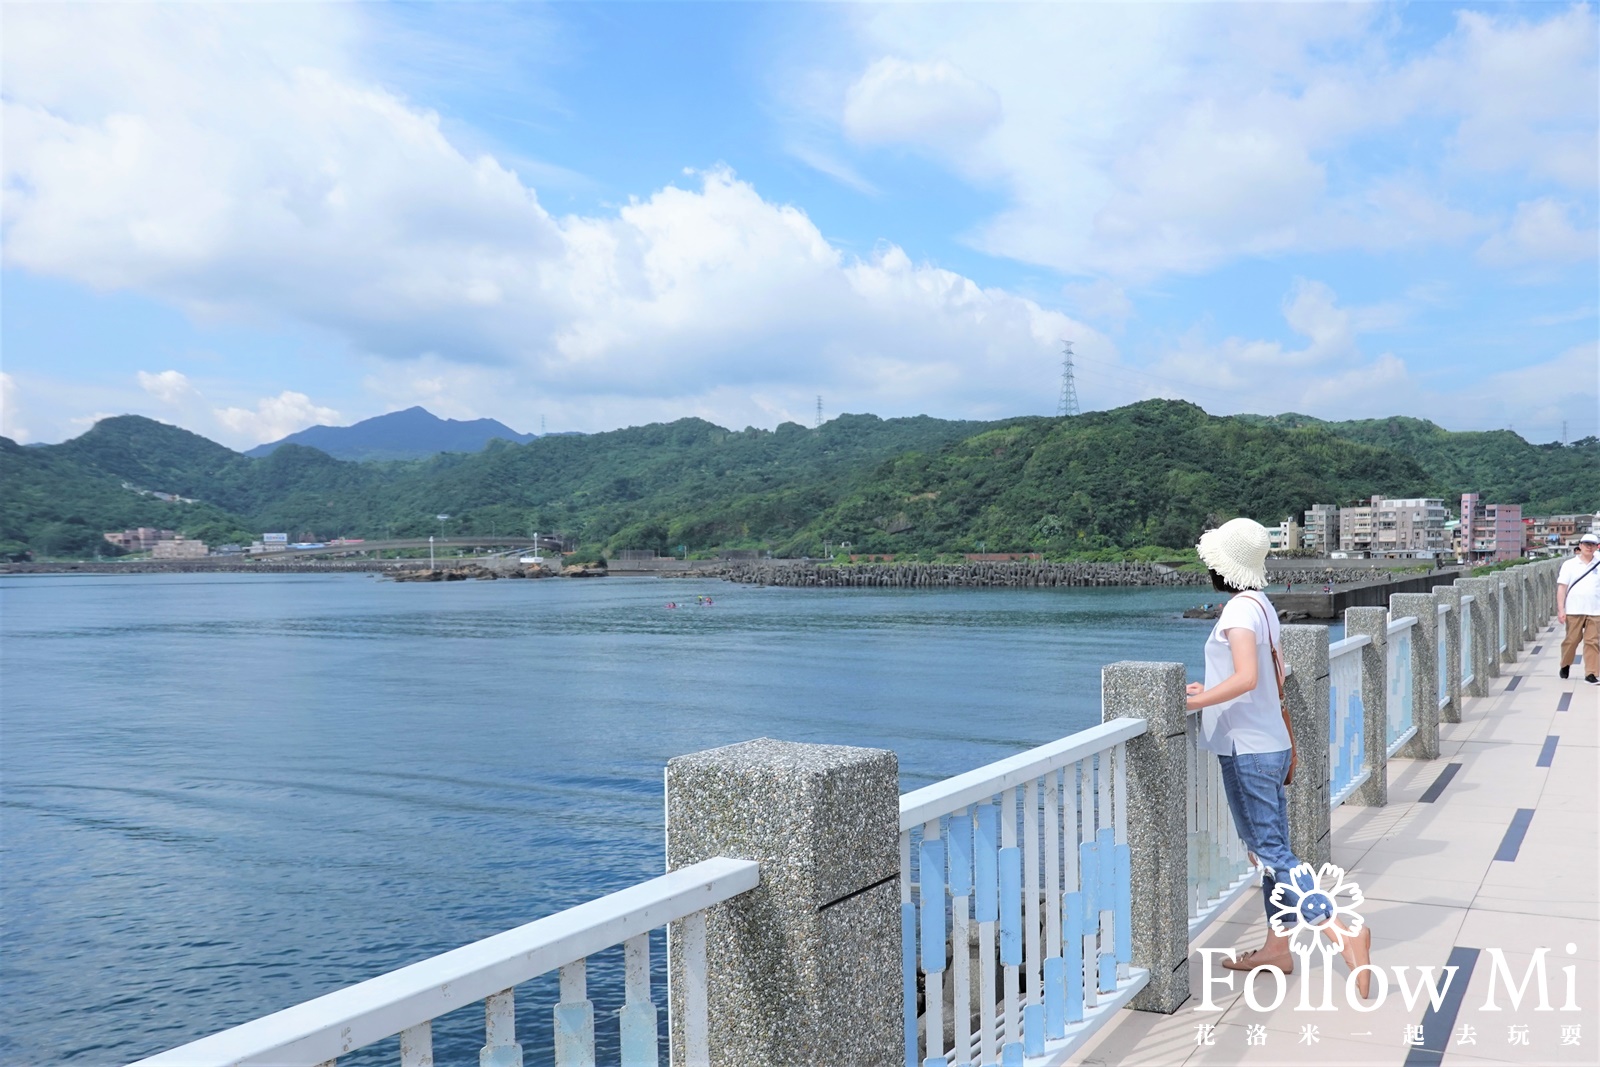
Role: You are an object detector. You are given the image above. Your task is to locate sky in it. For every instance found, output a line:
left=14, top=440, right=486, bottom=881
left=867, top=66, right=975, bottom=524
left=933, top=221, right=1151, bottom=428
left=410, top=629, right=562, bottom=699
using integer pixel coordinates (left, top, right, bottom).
left=2, top=1, right=1596, bottom=450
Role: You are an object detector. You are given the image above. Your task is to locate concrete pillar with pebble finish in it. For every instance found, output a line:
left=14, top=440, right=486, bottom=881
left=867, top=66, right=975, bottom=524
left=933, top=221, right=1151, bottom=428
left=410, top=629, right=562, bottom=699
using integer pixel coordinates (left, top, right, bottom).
left=1433, top=585, right=1465, bottom=724
left=1390, top=593, right=1441, bottom=761
left=1280, top=625, right=1332, bottom=867
left=1101, top=661, right=1191, bottom=1014
left=1457, top=577, right=1499, bottom=692
left=665, top=738, right=901, bottom=1067
left=1344, top=607, right=1390, bottom=807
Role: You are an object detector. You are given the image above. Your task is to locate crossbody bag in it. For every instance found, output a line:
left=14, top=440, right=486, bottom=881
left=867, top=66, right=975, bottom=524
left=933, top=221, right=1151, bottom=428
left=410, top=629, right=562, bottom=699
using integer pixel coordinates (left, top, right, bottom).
left=1243, top=592, right=1294, bottom=784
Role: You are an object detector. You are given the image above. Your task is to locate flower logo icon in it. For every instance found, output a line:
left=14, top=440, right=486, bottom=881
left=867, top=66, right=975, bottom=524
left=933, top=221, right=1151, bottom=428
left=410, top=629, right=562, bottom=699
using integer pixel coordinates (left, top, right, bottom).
left=1268, top=862, right=1365, bottom=955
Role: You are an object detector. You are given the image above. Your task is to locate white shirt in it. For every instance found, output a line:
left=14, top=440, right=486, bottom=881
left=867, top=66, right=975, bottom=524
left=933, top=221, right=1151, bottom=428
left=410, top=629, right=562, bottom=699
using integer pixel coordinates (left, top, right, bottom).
left=1198, top=590, right=1291, bottom=756
left=1559, top=553, right=1600, bottom=616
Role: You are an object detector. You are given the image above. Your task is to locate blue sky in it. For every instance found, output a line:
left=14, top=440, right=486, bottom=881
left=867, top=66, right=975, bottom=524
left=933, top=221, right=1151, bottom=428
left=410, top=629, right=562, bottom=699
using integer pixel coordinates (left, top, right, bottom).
left=3, top=1, right=1595, bottom=449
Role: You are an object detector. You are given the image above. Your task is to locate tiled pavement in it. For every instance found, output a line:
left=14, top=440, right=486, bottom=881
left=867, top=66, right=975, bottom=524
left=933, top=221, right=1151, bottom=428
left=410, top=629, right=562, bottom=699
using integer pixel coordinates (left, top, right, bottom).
left=1074, top=622, right=1600, bottom=1066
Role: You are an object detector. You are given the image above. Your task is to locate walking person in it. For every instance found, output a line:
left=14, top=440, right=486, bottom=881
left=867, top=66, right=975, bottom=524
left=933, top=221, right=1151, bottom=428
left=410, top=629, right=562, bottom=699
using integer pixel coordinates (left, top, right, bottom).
left=1557, top=533, right=1600, bottom=683
left=1184, top=518, right=1375, bottom=992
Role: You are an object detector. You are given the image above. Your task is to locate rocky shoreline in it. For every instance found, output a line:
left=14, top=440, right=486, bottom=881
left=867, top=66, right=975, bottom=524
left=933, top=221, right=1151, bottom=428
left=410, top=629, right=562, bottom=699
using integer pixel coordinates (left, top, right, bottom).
left=666, top=560, right=1423, bottom=589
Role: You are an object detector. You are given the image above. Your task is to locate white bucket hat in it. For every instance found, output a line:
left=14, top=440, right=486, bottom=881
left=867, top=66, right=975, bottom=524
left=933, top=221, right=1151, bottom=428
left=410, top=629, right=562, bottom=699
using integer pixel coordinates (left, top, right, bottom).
left=1197, top=517, right=1271, bottom=590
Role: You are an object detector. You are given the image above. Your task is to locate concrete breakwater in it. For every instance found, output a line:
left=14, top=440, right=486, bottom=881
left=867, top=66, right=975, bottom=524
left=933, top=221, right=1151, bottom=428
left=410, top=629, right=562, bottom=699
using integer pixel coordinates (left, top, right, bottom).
left=684, top=560, right=1433, bottom=589
left=715, top=561, right=1199, bottom=588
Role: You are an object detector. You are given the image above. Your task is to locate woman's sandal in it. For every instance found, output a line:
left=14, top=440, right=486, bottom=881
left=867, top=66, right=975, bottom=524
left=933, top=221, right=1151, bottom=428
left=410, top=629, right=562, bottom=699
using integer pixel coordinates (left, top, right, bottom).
left=1221, top=948, right=1294, bottom=974
left=1340, top=926, right=1374, bottom=998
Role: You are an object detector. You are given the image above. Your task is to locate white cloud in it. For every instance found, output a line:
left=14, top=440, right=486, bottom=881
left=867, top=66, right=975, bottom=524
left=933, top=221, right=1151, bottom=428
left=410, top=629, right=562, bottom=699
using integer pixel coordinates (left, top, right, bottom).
left=842, top=57, right=1001, bottom=150
left=136, top=369, right=198, bottom=404
left=1478, top=198, right=1598, bottom=267
left=214, top=392, right=341, bottom=445
left=0, top=373, right=29, bottom=442
left=802, top=3, right=1596, bottom=279
left=1, top=3, right=1102, bottom=434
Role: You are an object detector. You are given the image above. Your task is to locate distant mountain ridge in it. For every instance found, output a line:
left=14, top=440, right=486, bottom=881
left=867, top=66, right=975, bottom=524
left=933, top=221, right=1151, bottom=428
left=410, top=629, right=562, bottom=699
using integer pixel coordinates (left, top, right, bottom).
left=246, top=406, right=537, bottom=461
left=3, top=402, right=1594, bottom=560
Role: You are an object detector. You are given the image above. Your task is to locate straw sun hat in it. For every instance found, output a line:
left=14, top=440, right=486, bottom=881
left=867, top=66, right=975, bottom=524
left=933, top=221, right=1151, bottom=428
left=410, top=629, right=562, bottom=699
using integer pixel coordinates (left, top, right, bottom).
left=1196, top=517, right=1271, bottom=591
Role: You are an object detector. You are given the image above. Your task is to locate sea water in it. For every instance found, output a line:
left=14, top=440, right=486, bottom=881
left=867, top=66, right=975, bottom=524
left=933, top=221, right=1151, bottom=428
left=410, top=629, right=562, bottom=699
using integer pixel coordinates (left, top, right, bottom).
left=1, top=572, right=1225, bottom=1066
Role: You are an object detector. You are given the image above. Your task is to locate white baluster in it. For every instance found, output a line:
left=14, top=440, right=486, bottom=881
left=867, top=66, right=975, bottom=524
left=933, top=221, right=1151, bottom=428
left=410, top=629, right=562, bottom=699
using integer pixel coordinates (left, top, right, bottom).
left=1022, top=777, right=1041, bottom=1051
left=1001, top=786, right=1020, bottom=1057
left=924, top=817, right=944, bottom=1066
left=951, top=808, right=973, bottom=1067
left=1114, top=742, right=1129, bottom=981
left=481, top=989, right=522, bottom=1067
left=1043, top=771, right=1062, bottom=965
left=619, top=935, right=659, bottom=1067
left=680, top=911, right=710, bottom=1067
left=400, top=1022, right=433, bottom=1067
left=554, top=960, right=596, bottom=1067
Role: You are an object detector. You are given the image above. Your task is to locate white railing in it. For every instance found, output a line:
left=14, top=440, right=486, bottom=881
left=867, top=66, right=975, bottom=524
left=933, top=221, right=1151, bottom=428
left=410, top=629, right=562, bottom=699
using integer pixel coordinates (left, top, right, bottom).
left=1460, top=594, right=1476, bottom=686
left=1498, top=582, right=1508, bottom=653
left=898, top=718, right=1149, bottom=1067
left=1184, top=714, right=1259, bottom=938
left=1328, top=635, right=1370, bottom=809
left=127, top=857, right=760, bottom=1067
left=1385, top=616, right=1417, bottom=758
left=1436, top=603, right=1451, bottom=710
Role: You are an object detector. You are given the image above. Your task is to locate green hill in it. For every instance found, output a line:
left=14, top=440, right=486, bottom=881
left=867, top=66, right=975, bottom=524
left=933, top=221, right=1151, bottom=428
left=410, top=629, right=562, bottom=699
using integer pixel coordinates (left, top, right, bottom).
left=2, top=403, right=1594, bottom=560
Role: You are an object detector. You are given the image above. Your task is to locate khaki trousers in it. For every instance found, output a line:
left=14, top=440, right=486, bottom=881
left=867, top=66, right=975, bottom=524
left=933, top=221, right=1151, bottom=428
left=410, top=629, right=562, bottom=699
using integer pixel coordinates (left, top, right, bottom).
left=1560, top=614, right=1599, bottom=677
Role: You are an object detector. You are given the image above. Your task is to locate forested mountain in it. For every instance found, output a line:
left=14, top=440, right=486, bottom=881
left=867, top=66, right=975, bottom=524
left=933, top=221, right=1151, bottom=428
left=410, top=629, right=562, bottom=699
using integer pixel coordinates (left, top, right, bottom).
left=245, top=406, right=537, bottom=461
left=3, top=402, right=1595, bottom=560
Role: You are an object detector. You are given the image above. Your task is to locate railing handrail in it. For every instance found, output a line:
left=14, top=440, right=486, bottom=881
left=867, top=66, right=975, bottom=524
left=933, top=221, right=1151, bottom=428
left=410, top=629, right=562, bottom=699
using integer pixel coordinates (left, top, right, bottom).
left=1437, top=603, right=1450, bottom=615
left=1386, top=616, right=1417, bottom=636
left=1462, top=594, right=1475, bottom=606
left=899, top=717, right=1147, bottom=830
left=1329, top=634, right=1371, bottom=658
left=126, top=856, right=761, bottom=1067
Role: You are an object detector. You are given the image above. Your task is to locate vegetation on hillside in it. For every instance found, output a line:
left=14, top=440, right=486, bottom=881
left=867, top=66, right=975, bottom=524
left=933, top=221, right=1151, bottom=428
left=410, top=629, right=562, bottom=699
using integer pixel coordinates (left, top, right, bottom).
left=2, top=402, right=1594, bottom=560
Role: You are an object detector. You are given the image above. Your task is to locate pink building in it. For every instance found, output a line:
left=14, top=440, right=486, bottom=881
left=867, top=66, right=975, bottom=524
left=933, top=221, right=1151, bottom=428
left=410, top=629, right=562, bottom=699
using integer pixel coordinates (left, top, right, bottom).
left=1460, top=493, right=1523, bottom=563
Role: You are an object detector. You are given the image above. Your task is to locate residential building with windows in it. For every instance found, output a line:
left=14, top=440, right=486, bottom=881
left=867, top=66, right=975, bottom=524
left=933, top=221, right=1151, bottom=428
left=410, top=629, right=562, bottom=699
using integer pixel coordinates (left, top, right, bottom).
left=1304, top=504, right=1339, bottom=554
left=1337, top=499, right=1376, bottom=556
left=1460, top=492, right=1523, bottom=562
left=1339, top=495, right=1447, bottom=558
left=1266, top=517, right=1303, bottom=553
left=151, top=537, right=207, bottom=559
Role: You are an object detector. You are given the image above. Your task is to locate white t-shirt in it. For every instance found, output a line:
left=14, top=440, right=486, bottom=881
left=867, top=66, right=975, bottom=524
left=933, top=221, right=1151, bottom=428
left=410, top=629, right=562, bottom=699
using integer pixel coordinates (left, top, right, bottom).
left=1559, top=554, right=1600, bottom=616
left=1198, top=590, right=1291, bottom=756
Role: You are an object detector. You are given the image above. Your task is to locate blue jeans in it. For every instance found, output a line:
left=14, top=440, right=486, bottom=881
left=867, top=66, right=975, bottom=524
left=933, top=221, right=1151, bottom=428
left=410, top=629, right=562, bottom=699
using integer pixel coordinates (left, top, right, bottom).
left=1217, top=749, right=1310, bottom=925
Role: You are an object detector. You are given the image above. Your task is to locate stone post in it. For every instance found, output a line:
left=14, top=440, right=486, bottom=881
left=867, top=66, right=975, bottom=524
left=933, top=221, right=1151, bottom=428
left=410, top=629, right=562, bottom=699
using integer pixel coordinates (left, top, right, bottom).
left=1344, top=607, right=1389, bottom=807
left=1500, top=579, right=1520, bottom=663
left=665, top=738, right=901, bottom=1067
left=1280, top=626, right=1331, bottom=867
left=1456, top=577, right=1496, bottom=693
left=1389, top=594, right=1441, bottom=760
left=1434, top=585, right=1464, bottom=724
left=1101, top=661, right=1190, bottom=1014
left=1523, top=572, right=1536, bottom=639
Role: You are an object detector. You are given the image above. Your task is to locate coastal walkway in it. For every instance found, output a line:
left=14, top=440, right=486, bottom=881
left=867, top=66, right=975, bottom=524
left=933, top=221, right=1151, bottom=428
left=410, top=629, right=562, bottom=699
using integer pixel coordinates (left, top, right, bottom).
left=1075, top=624, right=1599, bottom=1066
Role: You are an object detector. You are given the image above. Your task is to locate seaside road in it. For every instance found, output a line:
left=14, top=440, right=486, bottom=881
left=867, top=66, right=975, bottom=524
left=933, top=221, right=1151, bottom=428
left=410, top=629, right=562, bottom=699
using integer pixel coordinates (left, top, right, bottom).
left=1074, top=618, right=1599, bottom=1066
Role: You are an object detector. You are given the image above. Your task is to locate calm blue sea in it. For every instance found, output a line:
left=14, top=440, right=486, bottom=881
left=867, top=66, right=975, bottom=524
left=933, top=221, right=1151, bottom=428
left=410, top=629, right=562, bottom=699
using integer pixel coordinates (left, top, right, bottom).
left=2, top=572, right=1239, bottom=1066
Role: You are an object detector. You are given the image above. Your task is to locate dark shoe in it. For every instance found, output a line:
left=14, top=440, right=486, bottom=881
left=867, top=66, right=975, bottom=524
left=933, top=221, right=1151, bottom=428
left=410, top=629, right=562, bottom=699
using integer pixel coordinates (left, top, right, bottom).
left=1560, top=665, right=1570, bottom=679
left=1587, top=675, right=1600, bottom=686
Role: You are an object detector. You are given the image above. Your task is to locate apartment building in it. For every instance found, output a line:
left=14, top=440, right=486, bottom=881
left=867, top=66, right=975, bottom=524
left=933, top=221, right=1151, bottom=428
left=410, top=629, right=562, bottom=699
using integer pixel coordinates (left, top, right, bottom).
left=1460, top=492, right=1523, bottom=563
left=1304, top=504, right=1339, bottom=554
left=1267, top=518, right=1303, bottom=553
left=150, top=537, right=208, bottom=559
left=1339, top=495, right=1447, bottom=558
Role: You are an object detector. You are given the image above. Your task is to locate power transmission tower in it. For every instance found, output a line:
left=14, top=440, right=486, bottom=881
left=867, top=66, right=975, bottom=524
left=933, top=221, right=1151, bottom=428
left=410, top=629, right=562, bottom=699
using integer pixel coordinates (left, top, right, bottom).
left=815, top=395, right=823, bottom=429
left=1057, top=341, right=1080, bottom=417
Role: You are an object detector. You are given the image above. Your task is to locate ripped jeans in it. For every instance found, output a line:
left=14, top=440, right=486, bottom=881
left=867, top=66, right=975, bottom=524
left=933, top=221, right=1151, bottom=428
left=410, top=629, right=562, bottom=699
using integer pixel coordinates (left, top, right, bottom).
left=1217, top=748, right=1310, bottom=925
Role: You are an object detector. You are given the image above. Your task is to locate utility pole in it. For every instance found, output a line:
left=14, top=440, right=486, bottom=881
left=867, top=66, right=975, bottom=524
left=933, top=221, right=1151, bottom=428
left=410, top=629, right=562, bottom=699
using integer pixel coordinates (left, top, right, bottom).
left=815, top=395, right=823, bottom=429
left=1057, top=340, right=1080, bottom=417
